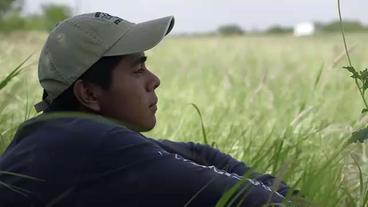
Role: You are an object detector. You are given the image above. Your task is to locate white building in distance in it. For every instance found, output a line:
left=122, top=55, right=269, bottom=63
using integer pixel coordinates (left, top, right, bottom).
left=294, top=22, right=315, bottom=37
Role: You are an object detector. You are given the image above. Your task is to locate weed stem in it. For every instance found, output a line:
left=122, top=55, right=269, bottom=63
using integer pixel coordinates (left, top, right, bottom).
left=337, top=0, right=352, bottom=67
left=338, top=0, right=368, bottom=109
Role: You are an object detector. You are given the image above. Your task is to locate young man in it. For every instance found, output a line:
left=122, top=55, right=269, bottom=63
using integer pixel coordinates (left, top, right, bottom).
left=0, top=12, right=295, bottom=206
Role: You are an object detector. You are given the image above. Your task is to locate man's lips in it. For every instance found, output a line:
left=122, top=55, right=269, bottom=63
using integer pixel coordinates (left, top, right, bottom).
left=149, top=100, right=158, bottom=112
left=150, top=104, right=157, bottom=112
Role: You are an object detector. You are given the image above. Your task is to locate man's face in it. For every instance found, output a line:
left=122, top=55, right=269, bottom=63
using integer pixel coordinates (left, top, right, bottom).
left=96, top=52, right=160, bottom=132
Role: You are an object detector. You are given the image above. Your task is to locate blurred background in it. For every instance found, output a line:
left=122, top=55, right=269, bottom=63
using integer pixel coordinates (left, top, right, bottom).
left=0, top=0, right=367, bottom=35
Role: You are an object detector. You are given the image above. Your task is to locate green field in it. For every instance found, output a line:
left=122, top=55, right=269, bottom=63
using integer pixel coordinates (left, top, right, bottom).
left=1, top=32, right=368, bottom=206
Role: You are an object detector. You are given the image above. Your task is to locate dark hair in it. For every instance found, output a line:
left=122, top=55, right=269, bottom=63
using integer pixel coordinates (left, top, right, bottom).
left=44, top=55, right=123, bottom=112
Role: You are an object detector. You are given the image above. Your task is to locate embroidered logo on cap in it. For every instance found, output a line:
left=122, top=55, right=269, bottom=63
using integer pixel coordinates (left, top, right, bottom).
left=95, top=12, right=124, bottom=25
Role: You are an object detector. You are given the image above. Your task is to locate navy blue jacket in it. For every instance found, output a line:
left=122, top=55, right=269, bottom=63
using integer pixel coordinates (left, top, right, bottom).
left=0, top=113, right=293, bottom=207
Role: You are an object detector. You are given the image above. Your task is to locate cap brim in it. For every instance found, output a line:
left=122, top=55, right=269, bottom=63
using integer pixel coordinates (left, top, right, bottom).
left=104, top=16, right=174, bottom=56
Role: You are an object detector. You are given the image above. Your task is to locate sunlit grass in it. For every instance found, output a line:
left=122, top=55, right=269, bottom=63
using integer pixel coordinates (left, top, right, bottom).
left=1, top=32, right=368, bottom=206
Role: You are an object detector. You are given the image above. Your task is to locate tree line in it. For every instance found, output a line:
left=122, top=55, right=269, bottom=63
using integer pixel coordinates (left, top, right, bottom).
left=217, top=21, right=368, bottom=35
left=1, top=0, right=367, bottom=35
left=0, top=0, right=71, bottom=32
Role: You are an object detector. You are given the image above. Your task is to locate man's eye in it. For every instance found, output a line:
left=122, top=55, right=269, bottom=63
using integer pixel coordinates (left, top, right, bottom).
left=134, top=66, right=145, bottom=73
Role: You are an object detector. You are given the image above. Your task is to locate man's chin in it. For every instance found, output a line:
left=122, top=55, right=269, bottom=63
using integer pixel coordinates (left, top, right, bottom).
left=130, top=120, right=156, bottom=132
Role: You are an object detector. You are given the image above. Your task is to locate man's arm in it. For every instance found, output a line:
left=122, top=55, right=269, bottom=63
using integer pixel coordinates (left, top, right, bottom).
left=148, top=138, right=294, bottom=197
left=89, top=129, right=292, bottom=207
left=147, top=138, right=249, bottom=174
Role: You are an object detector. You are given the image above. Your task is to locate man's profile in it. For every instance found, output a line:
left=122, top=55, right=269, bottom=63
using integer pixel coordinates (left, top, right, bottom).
left=0, top=12, right=295, bottom=206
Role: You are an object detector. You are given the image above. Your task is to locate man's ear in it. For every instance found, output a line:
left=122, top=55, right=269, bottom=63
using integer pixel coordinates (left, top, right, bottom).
left=73, top=80, right=101, bottom=112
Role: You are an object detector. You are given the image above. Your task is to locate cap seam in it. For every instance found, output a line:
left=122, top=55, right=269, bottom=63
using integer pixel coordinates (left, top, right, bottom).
left=43, top=45, right=69, bottom=85
left=103, top=24, right=134, bottom=55
left=65, top=20, right=104, bottom=45
left=41, top=45, right=71, bottom=104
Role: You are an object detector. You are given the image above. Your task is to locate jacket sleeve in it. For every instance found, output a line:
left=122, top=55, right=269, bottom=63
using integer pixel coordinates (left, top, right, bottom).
left=85, top=129, right=293, bottom=207
left=147, top=138, right=295, bottom=197
left=147, top=138, right=249, bottom=174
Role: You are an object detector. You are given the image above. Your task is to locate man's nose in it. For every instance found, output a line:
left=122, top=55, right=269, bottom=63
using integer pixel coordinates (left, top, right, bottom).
left=147, top=70, right=160, bottom=91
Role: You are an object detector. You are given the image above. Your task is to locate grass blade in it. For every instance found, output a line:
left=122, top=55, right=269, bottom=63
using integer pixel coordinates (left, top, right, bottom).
left=190, top=103, right=209, bottom=145
left=0, top=171, right=45, bottom=182
left=0, top=54, right=33, bottom=91
left=350, top=155, right=364, bottom=205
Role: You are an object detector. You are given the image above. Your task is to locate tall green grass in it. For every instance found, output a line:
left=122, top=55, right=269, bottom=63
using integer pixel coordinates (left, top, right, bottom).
left=0, top=54, right=47, bottom=197
left=1, top=31, right=368, bottom=206
left=0, top=54, right=35, bottom=153
left=147, top=34, right=368, bottom=206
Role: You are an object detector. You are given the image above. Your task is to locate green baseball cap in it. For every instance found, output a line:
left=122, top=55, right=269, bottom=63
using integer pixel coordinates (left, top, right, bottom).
left=35, top=12, right=175, bottom=112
